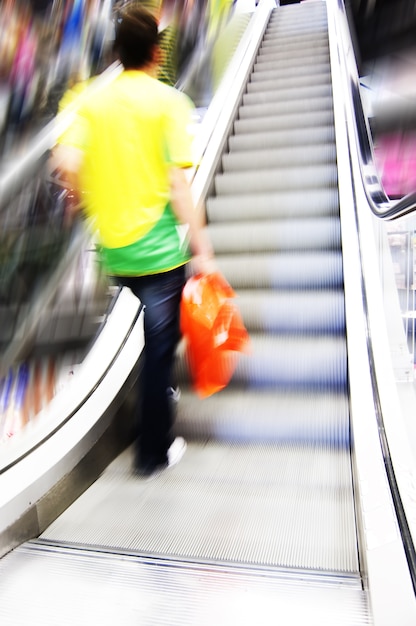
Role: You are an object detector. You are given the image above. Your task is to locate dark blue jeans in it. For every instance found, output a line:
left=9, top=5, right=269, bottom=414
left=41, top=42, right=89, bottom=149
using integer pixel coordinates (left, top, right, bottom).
left=118, top=265, right=187, bottom=469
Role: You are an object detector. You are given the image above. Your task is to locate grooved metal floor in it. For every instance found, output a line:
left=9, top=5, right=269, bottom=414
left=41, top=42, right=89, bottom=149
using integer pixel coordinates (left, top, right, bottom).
left=39, top=442, right=358, bottom=571
left=0, top=543, right=370, bottom=626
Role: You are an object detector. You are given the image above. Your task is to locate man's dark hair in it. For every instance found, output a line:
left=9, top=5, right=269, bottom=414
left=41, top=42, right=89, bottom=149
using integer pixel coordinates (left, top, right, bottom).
left=114, top=3, right=159, bottom=69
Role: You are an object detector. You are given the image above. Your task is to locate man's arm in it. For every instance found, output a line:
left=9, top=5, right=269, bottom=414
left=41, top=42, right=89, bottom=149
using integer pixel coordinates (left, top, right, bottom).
left=169, top=166, right=216, bottom=275
left=50, top=144, right=84, bottom=220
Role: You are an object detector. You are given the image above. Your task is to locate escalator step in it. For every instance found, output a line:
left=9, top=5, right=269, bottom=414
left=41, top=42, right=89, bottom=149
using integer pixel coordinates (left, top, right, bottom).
left=228, top=125, right=335, bottom=150
left=206, top=188, right=339, bottom=222
left=267, top=14, right=327, bottom=27
left=254, top=52, right=330, bottom=73
left=215, top=251, right=344, bottom=290
left=250, top=63, right=331, bottom=84
left=208, top=217, right=341, bottom=253
left=214, top=164, right=338, bottom=195
left=262, top=32, right=328, bottom=47
left=236, top=289, right=345, bottom=334
left=233, top=109, right=334, bottom=134
left=242, top=83, right=332, bottom=106
left=246, top=71, right=331, bottom=92
left=238, top=96, right=333, bottom=120
left=175, top=388, right=350, bottom=446
left=256, top=43, right=329, bottom=64
left=222, top=143, right=336, bottom=169
left=259, top=42, right=329, bottom=62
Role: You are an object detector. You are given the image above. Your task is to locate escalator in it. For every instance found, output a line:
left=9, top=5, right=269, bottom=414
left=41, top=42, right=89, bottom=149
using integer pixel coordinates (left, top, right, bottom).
left=0, top=2, right=415, bottom=624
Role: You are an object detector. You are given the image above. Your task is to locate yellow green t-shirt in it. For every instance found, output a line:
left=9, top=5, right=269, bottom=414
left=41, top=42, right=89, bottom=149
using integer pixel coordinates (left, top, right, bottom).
left=59, top=70, right=195, bottom=275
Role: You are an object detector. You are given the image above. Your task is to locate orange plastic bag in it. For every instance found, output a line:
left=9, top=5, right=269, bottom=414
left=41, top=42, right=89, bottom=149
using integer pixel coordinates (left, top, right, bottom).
left=180, top=272, right=250, bottom=398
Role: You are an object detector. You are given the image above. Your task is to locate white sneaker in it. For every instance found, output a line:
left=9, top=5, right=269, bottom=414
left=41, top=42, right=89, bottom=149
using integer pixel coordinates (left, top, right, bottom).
left=137, top=437, right=187, bottom=481
left=167, top=386, right=181, bottom=402
left=167, top=437, right=187, bottom=468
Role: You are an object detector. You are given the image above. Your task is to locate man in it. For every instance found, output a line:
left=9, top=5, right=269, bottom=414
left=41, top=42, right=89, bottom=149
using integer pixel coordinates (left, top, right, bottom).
left=56, top=3, right=215, bottom=476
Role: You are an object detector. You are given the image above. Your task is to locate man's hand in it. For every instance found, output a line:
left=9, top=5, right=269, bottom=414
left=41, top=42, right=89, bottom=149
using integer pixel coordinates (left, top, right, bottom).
left=191, top=252, right=218, bottom=276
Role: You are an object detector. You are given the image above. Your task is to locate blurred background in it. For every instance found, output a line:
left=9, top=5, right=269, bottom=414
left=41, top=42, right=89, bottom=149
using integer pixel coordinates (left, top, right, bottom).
left=1, top=0, right=415, bottom=191
left=0, top=0, right=240, bottom=154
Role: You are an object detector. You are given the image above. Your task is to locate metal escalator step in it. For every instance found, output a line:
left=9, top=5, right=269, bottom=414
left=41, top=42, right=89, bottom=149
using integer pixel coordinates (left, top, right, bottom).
left=238, top=96, right=333, bottom=119
left=208, top=217, right=341, bottom=253
left=222, top=144, right=336, bottom=170
left=215, top=251, right=344, bottom=290
left=269, top=1, right=326, bottom=13
left=266, top=18, right=328, bottom=32
left=175, top=388, right=349, bottom=446
left=228, top=125, right=335, bottom=151
left=269, top=9, right=326, bottom=23
left=258, top=29, right=329, bottom=50
left=206, top=188, right=339, bottom=222
left=259, top=41, right=329, bottom=60
left=274, top=3, right=326, bottom=10
left=250, top=63, right=330, bottom=84
left=271, top=5, right=327, bottom=19
left=242, top=83, right=333, bottom=106
left=261, top=32, right=328, bottom=48
left=269, top=10, right=327, bottom=27
left=270, top=7, right=327, bottom=19
left=214, top=164, right=338, bottom=195
left=175, top=332, right=347, bottom=390
left=236, top=289, right=345, bottom=334
left=246, top=71, right=331, bottom=92
left=254, top=52, right=330, bottom=73
left=256, top=43, right=329, bottom=63
left=271, top=4, right=326, bottom=14
left=265, top=28, right=328, bottom=42
left=37, top=442, right=359, bottom=573
left=230, top=333, right=347, bottom=390
left=268, top=11, right=328, bottom=26
left=233, top=110, right=334, bottom=134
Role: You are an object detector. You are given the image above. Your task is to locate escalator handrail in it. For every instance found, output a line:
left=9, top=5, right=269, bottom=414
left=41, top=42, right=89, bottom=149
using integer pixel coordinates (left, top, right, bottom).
left=351, top=71, right=416, bottom=220
left=332, top=0, right=416, bottom=221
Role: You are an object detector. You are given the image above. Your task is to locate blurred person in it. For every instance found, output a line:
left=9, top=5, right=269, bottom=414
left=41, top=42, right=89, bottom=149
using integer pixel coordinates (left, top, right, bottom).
left=55, top=0, right=86, bottom=85
left=87, top=0, right=115, bottom=75
left=3, top=4, right=38, bottom=136
left=54, top=3, right=215, bottom=477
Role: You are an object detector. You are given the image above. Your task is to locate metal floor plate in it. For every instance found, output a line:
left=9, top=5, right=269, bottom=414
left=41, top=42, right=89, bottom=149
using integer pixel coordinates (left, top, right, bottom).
left=39, top=442, right=358, bottom=572
left=0, top=543, right=371, bottom=626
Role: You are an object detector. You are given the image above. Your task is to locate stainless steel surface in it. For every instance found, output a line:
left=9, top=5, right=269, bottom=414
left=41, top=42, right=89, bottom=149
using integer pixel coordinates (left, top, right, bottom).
left=0, top=542, right=370, bottom=626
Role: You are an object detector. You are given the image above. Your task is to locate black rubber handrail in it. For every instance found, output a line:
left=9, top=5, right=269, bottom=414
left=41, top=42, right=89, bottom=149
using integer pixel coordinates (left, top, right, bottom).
left=344, top=8, right=416, bottom=221
left=352, top=77, right=416, bottom=220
